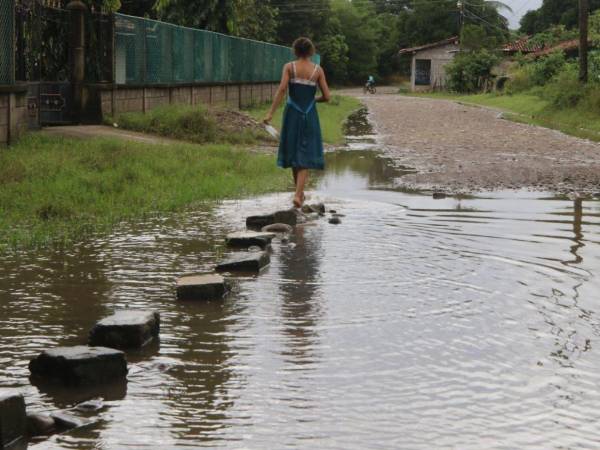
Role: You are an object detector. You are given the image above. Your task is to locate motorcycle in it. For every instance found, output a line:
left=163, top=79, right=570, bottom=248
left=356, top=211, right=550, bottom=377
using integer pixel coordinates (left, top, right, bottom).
left=363, top=83, right=377, bottom=94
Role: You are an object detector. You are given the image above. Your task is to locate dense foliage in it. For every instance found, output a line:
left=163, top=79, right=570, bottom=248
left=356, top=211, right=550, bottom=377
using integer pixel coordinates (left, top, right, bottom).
left=520, top=0, right=600, bottom=35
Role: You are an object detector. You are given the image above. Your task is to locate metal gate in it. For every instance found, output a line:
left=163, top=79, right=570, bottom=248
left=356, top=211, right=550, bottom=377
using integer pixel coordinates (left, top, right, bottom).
left=14, top=0, right=113, bottom=126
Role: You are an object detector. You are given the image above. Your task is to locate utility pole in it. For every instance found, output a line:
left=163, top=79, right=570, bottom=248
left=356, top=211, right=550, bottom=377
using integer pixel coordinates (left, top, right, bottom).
left=580, top=0, right=589, bottom=83
left=457, top=1, right=464, bottom=38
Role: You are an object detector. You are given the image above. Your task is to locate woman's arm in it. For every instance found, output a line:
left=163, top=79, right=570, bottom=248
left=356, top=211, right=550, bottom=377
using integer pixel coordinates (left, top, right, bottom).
left=263, top=64, right=291, bottom=123
left=316, top=67, right=331, bottom=103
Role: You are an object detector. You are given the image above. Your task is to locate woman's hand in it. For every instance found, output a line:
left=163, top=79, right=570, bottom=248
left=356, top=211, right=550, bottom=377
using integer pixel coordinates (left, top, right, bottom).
left=263, top=112, right=273, bottom=124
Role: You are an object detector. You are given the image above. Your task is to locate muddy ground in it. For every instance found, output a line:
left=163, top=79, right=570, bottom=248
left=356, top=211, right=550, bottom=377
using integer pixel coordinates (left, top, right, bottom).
left=348, top=88, right=600, bottom=195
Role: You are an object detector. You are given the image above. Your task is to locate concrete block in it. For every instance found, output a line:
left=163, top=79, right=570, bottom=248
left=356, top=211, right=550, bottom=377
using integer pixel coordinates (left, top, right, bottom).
left=216, top=251, right=270, bottom=273
left=89, top=310, right=160, bottom=349
left=0, top=390, right=26, bottom=448
left=226, top=231, right=275, bottom=249
left=29, top=346, right=128, bottom=386
left=176, top=274, right=229, bottom=300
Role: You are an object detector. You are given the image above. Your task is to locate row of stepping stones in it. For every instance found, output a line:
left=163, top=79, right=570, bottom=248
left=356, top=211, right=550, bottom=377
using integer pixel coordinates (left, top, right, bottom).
left=1, top=205, right=339, bottom=448
left=176, top=204, right=339, bottom=301
left=0, top=311, right=160, bottom=447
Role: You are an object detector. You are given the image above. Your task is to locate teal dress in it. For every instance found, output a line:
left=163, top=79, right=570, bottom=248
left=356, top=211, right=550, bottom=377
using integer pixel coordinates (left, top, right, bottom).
left=277, top=63, right=325, bottom=170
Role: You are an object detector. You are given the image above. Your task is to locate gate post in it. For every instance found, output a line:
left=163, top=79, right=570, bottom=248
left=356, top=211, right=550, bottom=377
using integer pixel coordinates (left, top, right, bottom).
left=67, top=1, right=87, bottom=123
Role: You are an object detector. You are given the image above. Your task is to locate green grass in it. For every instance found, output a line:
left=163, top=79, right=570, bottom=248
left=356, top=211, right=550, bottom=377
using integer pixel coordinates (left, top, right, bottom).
left=108, top=104, right=269, bottom=145
left=248, top=94, right=362, bottom=145
left=407, top=91, right=600, bottom=142
left=0, top=134, right=288, bottom=249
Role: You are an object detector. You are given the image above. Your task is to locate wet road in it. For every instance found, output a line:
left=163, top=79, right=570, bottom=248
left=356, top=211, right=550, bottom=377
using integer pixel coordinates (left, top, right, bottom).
left=1, top=115, right=600, bottom=448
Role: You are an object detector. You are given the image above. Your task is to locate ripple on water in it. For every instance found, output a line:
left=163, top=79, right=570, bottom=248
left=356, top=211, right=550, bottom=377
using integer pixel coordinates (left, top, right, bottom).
left=2, top=149, right=600, bottom=448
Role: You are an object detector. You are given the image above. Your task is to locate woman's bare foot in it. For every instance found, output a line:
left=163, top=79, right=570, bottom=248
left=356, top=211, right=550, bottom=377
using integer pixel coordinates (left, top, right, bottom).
left=293, top=194, right=303, bottom=208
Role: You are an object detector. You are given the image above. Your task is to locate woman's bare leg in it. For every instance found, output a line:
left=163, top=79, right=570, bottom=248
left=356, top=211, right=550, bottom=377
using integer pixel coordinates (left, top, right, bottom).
left=292, top=168, right=299, bottom=186
left=293, top=169, right=309, bottom=208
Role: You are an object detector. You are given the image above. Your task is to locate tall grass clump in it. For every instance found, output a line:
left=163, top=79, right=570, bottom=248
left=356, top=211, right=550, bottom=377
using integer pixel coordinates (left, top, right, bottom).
left=0, top=134, right=288, bottom=249
left=109, top=104, right=268, bottom=145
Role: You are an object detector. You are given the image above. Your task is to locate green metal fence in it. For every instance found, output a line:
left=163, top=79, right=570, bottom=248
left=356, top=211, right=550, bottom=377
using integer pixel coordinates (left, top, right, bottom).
left=114, top=13, right=319, bottom=85
left=0, top=0, right=14, bottom=84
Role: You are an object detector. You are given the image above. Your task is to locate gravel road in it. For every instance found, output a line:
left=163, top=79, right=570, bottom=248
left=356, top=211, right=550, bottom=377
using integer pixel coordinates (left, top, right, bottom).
left=350, top=89, right=600, bottom=194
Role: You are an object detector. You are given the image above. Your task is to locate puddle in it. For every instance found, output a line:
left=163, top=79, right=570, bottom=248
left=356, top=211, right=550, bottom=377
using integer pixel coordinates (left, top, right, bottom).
left=2, top=111, right=600, bottom=449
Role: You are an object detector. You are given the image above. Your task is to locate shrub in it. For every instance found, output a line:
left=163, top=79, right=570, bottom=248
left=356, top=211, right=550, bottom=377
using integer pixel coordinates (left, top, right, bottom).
left=543, top=64, right=585, bottom=109
left=506, top=51, right=567, bottom=93
left=445, top=50, right=500, bottom=93
left=578, top=82, right=600, bottom=114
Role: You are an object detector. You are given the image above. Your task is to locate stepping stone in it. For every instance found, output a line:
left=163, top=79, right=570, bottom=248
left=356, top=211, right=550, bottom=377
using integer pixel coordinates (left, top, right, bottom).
left=261, top=223, right=293, bottom=233
left=432, top=192, right=447, bottom=199
left=329, top=217, right=342, bottom=225
left=176, top=274, right=229, bottom=300
left=246, top=209, right=297, bottom=229
left=27, top=413, right=55, bottom=437
left=226, top=231, right=275, bottom=249
left=246, top=213, right=275, bottom=230
left=89, top=310, right=160, bottom=350
left=216, top=251, right=270, bottom=273
left=274, top=209, right=298, bottom=226
left=29, top=346, right=128, bottom=386
left=0, top=390, right=26, bottom=448
left=50, top=412, right=86, bottom=431
left=301, top=203, right=326, bottom=214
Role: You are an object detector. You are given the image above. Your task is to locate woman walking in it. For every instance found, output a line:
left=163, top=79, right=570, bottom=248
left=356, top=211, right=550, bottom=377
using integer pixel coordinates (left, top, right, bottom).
left=264, top=37, right=331, bottom=208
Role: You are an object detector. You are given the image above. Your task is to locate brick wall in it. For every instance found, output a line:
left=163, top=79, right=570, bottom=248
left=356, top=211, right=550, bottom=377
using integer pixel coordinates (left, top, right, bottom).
left=99, top=83, right=279, bottom=118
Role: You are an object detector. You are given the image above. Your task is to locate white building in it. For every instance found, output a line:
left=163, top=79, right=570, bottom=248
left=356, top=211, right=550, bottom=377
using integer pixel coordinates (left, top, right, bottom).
left=399, top=37, right=460, bottom=92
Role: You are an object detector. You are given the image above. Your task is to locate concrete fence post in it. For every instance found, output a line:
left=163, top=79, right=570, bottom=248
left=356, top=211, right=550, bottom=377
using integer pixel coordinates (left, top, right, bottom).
left=67, top=1, right=87, bottom=123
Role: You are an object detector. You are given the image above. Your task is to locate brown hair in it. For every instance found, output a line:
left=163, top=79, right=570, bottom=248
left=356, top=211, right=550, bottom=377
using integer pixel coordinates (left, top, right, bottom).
left=293, top=37, right=315, bottom=58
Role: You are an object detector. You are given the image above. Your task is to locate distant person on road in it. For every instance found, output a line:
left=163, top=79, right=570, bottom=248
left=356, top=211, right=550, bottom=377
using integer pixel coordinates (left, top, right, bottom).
left=264, top=37, right=331, bottom=209
left=367, top=75, right=375, bottom=88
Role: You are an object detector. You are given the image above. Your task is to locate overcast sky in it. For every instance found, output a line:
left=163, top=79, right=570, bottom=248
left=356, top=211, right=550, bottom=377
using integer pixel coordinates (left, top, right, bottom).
left=503, top=0, right=543, bottom=29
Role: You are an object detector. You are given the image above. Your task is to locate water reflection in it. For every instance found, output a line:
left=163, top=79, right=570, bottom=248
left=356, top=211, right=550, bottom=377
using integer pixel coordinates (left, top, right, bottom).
left=278, top=224, right=323, bottom=367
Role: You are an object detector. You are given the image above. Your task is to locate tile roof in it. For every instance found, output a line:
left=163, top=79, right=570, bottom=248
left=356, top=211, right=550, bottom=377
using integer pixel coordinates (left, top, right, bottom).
left=398, top=37, right=460, bottom=55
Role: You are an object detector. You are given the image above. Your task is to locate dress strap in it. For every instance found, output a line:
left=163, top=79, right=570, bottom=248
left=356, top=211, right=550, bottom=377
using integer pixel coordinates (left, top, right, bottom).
left=291, top=62, right=297, bottom=79
left=309, top=64, right=320, bottom=82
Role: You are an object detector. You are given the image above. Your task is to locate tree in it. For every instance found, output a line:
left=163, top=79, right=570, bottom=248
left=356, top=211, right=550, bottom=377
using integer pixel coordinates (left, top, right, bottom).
left=154, top=0, right=235, bottom=33
left=273, top=0, right=333, bottom=45
left=319, top=33, right=350, bottom=82
left=330, top=0, right=379, bottom=82
left=400, top=0, right=461, bottom=46
left=230, top=0, right=279, bottom=41
left=519, top=0, right=600, bottom=34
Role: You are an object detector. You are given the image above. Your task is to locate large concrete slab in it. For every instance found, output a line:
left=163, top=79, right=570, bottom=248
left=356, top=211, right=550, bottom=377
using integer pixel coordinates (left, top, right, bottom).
left=89, top=310, right=160, bottom=350
left=216, top=252, right=270, bottom=273
left=29, top=346, right=128, bottom=386
left=226, top=231, right=275, bottom=249
left=0, top=390, right=26, bottom=449
left=176, top=274, right=229, bottom=300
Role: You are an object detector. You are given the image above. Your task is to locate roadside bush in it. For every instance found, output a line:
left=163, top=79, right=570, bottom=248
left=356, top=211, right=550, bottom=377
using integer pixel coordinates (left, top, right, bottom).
left=578, top=82, right=600, bottom=114
left=445, top=50, right=500, bottom=93
left=506, top=51, right=567, bottom=93
left=589, top=50, right=600, bottom=82
left=543, top=64, right=585, bottom=109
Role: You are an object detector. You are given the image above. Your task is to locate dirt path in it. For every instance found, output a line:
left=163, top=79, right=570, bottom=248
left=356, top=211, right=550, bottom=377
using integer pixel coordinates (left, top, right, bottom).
left=345, top=88, right=600, bottom=194
left=40, top=125, right=183, bottom=145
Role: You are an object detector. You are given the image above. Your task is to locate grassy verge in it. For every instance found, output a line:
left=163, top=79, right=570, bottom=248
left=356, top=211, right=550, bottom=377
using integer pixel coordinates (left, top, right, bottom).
left=407, top=91, right=600, bottom=142
left=107, top=104, right=270, bottom=145
left=0, top=134, right=288, bottom=249
left=247, top=94, right=362, bottom=145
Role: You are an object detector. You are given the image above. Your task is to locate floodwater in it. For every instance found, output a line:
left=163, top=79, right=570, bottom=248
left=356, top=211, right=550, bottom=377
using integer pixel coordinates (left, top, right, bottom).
left=2, top=111, right=600, bottom=449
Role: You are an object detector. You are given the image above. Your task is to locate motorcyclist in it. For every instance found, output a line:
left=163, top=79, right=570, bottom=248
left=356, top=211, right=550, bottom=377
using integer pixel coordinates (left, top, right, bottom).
left=366, top=75, right=375, bottom=88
